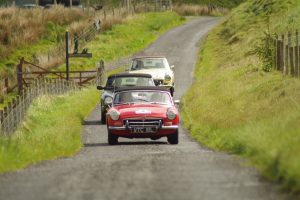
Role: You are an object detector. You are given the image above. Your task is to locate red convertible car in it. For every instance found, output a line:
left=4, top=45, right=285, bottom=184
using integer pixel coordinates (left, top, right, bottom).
left=106, top=87, right=179, bottom=145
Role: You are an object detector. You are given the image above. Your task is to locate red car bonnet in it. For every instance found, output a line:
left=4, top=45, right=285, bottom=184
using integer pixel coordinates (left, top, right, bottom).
left=112, top=104, right=176, bottom=119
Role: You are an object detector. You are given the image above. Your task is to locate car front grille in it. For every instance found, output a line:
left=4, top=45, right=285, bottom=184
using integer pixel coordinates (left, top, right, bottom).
left=123, top=118, right=163, bottom=129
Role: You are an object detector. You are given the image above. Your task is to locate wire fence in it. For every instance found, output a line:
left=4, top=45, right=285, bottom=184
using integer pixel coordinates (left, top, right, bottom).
left=0, top=78, right=78, bottom=136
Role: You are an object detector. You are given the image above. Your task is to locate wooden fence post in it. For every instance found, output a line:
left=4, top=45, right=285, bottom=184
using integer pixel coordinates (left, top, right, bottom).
left=275, top=34, right=279, bottom=70
left=97, top=60, right=105, bottom=86
left=296, top=30, right=299, bottom=78
left=280, top=34, right=284, bottom=73
left=0, top=110, right=3, bottom=132
left=284, top=34, right=289, bottom=75
left=289, top=31, right=295, bottom=76
left=4, top=78, right=9, bottom=94
left=17, top=57, right=24, bottom=95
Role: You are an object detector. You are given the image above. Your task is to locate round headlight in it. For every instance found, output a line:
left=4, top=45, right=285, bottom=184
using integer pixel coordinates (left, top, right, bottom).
left=104, top=96, right=113, bottom=105
left=164, top=74, right=171, bottom=81
left=166, top=109, right=176, bottom=120
left=110, top=110, right=120, bottom=121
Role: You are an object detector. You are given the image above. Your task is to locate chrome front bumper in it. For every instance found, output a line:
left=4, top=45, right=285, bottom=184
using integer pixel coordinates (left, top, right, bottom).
left=108, top=125, right=179, bottom=130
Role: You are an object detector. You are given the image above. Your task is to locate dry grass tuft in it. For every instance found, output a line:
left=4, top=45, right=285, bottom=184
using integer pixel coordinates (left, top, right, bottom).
left=0, top=5, right=88, bottom=60
left=101, top=16, right=124, bottom=31
left=173, top=4, right=228, bottom=16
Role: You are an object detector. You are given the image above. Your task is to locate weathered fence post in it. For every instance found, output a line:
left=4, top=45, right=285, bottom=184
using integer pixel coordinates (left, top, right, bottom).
left=296, top=30, right=299, bottom=77
left=97, top=60, right=105, bottom=86
left=281, top=34, right=285, bottom=74
left=289, top=32, right=295, bottom=76
left=275, top=34, right=279, bottom=70
left=0, top=110, right=3, bottom=133
left=285, top=34, right=289, bottom=75
left=4, top=78, right=9, bottom=94
left=17, top=57, right=24, bottom=95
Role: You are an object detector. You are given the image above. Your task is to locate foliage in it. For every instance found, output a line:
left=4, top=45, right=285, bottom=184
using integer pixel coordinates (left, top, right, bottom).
left=253, top=31, right=275, bottom=72
left=172, top=0, right=246, bottom=8
left=172, top=4, right=228, bottom=16
left=62, top=12, right=184, bottom=71
left=182, top=0, right=300, bottom=193
left=0, top=88, right=99, bottom=172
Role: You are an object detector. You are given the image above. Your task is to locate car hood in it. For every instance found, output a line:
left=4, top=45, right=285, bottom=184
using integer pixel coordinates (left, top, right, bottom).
left=129, top=69, right=171, bottom=80
left=114, top=104, right=173, bottom=119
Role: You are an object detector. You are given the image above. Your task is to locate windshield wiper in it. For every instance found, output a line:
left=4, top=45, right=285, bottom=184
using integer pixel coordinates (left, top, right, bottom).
left=150, top=102, right=168, bottom=105
left=137, top=98, right=150, bottom=102
left=114, top=102, right=135, bottom=105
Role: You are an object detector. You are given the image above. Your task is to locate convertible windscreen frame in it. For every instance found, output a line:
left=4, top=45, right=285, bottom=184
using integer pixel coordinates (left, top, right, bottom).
left=113, top=91, right=173, bottom=106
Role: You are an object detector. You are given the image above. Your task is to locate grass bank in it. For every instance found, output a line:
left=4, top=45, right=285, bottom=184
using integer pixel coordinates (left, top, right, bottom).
left=0, top=88, right=98, bottom=172
left=0, top=11, right=184, bottom=104
left=182, top=0, right=300, bottom=193
left=0, top=11, right=184, bottom=172
left=65, top=12, right=185, bottom=71
left=173, top=0, right=245, bottom=8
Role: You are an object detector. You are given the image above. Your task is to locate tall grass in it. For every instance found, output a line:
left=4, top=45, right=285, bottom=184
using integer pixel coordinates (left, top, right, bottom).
left=0, top=6, right=88, bottom=62
left=0, top=88, right=99, bottom=172
left=173, top=4, right=228, bottom=16
left=182, top=0, right=300, bottom=193
left=172, top=0, right=246, bottom=8
left=63, top=12, right=185, bottom=71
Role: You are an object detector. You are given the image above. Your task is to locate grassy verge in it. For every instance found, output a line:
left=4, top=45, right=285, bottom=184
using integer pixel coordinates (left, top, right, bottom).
left=182, top=0, right=300, bottom=193
left=0, top=88, right=98, bottom=172
left=65, top=12, right=185, bottom=71
left=0, top=12, right=184, bottom=106
left=0, top=11, right=185, bottom=173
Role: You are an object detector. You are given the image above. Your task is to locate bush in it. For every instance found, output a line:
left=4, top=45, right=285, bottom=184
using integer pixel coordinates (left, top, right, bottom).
left=253, top=30, right=275, bottom=72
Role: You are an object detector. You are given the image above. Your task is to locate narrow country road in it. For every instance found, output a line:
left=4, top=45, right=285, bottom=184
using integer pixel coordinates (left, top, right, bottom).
left=0, top=17, right=290, bottom=200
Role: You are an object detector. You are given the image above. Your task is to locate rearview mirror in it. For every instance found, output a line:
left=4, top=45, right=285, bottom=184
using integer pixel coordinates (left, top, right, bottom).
left=97, top=86, right=104, bottom=90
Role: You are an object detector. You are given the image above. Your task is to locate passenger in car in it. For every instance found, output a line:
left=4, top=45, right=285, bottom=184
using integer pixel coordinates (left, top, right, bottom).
left=119, top=92, right=133, bottom=103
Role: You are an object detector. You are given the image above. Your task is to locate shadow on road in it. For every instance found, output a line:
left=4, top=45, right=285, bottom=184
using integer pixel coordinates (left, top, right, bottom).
left=84, top=141, right=168, bottom=147
left=82, top=120, right=102, bottom=125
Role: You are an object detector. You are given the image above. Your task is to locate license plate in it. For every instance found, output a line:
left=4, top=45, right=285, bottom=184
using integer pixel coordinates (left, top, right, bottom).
left=131, top=127, right=157, bottom=133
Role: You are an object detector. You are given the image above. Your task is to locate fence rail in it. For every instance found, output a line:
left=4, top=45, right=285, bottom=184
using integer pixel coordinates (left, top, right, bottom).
left=0, top=79, right=77, bottom=136
left=275, top=31, right=300, bottom=77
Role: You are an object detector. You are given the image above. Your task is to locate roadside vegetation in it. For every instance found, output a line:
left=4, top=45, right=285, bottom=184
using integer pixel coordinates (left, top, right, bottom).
left=0, top=11, right=184, bottom=172
left=172, top=4, right=228, bottom=16
left=65, top=12, right=184, bottom=71
left=173, top=0, right=245, bottom=8
left=0, top=88, right=98, bottom=172
left=0, top=6, right=90, bottom=76
left=182, top=0, right=300, bottom=193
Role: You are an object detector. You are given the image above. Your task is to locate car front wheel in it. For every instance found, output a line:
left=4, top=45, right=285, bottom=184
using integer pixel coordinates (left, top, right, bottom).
left=108, top=130, right=118, bottom=145
left=167, top=131, right=178, bottom=144
left=101, top=110, right=106, bottom=124
left=170, top=87, right=175, bottom=97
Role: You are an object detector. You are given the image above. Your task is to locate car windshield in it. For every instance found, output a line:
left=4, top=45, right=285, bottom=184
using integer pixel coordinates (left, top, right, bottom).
left=130, top=58, right=169, bottom=70
left=106, top=77, right=154, bottom=88
left=114, top=91, right=172, bottom=105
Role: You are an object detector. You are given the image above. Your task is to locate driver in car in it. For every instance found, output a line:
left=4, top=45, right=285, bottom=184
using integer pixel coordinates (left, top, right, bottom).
left=119, top=92, right=133, bottom=103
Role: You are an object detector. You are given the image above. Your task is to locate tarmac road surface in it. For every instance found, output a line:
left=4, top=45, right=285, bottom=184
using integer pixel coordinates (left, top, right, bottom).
left=0, top=17, right=291, bottom=200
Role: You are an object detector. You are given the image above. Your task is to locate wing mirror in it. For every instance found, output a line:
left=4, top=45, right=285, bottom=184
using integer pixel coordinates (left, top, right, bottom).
left=170, top=65, right=175, bottom=69
left=174, top=100, right=180, bottom=105
left=97, top=86, right=104, bottom=90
